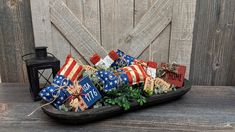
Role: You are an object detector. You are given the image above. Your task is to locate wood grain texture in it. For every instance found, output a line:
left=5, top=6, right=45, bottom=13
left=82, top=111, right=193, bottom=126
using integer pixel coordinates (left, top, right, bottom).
left=30, top=0, right=52, bottom=51
left=134, top=0, right=152, bottom=61
left=50, top=0, right=72, bottom=64
left=30, top=0, right=72, bottom=65
left=151, top=24, right=171, bottom=63
left=0, top=0, right=34, bottom=83
left=0, top=83, right=235, bottom=131
left=190, top=0, right=235, bottom=85
left=169, top=0, right=196, bottom=79
left=67, top=0, right=101, bottom=64
left=100, top=0, right=134, bottom=51
left=136, top=0, right=171, bottom=63
left=49, top=0, right=107, bottom=65
left=119, top=0, right=173, bottom=59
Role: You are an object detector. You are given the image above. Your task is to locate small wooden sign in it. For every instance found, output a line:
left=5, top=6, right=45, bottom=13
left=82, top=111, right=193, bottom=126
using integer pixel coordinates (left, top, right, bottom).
left=161, top=63, right=186, bottom=87
left=68, top=76, right=102, bottom=112
left=79, top=76, right=102, bottom=108
left=143, top=77, right=154, bottom=95
left=155, top=78, right=171, bottom=92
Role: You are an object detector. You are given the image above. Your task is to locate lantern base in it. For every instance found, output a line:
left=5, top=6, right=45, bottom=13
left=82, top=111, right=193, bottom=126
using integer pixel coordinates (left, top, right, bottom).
left=33, top=96, right=42, bottom=101
left=29, top=88, right=42, bottom=101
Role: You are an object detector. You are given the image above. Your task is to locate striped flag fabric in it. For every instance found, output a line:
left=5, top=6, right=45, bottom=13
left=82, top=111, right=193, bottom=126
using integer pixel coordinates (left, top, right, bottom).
left=121, top=64, right=148, bottom=85
left=57, top=55, right=84, bottom=82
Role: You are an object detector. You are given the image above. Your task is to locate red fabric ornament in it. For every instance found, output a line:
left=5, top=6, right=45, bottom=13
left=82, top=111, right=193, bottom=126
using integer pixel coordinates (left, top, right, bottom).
left=161, top=63, right=186, bottom=87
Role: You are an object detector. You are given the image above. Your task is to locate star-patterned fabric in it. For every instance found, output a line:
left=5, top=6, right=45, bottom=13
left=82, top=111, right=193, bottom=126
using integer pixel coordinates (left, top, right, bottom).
left=96, top=64, right=148, bottom=91
left=39, top=74, right=73, bottom=109
left=95, top=70, right=129, bottom=91
left=111, top=49, right=136, bottom=67
left=39, top=55, right=85, bottom=109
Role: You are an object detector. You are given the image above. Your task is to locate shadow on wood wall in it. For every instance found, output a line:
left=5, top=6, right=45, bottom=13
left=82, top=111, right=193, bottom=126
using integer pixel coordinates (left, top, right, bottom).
left=0, top=0, right=234, bottom=86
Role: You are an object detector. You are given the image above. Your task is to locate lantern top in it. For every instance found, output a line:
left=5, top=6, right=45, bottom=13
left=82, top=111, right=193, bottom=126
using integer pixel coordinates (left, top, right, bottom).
left=24, top=47, right=59, bottom=66
left=35, top=46, right=48, bottom=58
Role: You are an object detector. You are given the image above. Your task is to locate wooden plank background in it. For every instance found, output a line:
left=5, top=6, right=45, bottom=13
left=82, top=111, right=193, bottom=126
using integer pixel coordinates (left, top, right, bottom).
left=0, top=0, right=234, bottom=86
left=0, top=0, right=34, bottom=83
left=31, top=0, right=196, bottom=79
left=190, top=0, right=235, bottom=85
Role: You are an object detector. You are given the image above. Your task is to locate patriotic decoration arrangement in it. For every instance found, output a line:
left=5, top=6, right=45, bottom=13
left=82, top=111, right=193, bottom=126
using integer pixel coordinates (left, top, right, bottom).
left=38, top=49, right=186, bottom=112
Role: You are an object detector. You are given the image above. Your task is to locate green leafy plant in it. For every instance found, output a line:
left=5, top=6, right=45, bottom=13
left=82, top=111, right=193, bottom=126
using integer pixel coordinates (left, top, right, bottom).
left=101, top=85, right=146, bottom=110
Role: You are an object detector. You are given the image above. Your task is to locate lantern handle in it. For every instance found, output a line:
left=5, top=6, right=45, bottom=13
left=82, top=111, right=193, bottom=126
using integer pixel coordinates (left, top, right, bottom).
left=22, top=53, right=35, bottom=62
left=47, top=52, right=56, bottom=58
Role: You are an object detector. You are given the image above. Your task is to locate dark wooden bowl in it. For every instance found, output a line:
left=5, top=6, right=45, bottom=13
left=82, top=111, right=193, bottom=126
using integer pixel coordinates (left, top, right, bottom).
left=41, top=79, right=191, bottom=124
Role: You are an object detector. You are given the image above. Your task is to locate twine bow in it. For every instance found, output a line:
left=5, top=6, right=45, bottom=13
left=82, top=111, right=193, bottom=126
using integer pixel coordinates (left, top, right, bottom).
left=27, top=78, right=79, bottom=116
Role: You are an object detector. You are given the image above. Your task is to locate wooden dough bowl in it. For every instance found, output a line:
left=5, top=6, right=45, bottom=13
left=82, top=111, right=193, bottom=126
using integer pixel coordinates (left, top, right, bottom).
left=41, top=80, right=191, bottom=124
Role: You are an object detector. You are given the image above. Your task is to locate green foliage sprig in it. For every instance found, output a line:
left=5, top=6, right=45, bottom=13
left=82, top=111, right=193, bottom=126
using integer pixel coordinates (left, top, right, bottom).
left=102, top=85, right=146, bottom=110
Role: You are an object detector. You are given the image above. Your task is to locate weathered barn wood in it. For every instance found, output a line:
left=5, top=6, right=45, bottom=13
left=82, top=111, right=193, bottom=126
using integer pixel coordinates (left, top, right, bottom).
left=169, top=0, right=196, bottom=79
left=2, top=0, right=235, bottom=85
left=67, top=0, right=101, bottom=64
left=190, top=0, right=235, bottom=85
left=119, top=0, right=172, bottom=58
left=31, top=0, right=72, bottom=64
left=0, top=0, right=34, bottom=83
left=135, top=0, right=171, bottom=63
left=49, top=0, right=107, bottom=65
left=29, top=0, right=196, bottom=78
left=101, top=0, right=134, bottom=51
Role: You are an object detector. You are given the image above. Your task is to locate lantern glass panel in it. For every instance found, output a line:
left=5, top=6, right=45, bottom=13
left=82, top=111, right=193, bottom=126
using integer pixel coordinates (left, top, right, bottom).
left=38, top=68, right=53, bottom=89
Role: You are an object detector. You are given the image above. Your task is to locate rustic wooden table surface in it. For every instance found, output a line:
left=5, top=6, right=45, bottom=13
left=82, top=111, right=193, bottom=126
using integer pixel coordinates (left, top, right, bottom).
left=0, top=83, right=235, bottom=132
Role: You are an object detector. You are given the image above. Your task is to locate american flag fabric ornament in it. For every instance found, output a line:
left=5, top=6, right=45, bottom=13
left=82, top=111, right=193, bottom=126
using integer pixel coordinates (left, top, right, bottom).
left=102, top=50, right=119, bottom=67
left=95, top=70, right=121, bottom=91
left=90, top=53, right=105, bottom=67
left=111, top=49, right=136, bottom=67
left=57, top=54, right=84, bottom=82
left=90, top=51, right=119, bottom=68
left=96, top=64, right=148, bottom=91
left=111, top=49, right=148, bottom=70
left=39, top=54, right=84, bottom=109
left=39, top=75, right=73, bottom=109
left=39, top=76, right=102, bottom=111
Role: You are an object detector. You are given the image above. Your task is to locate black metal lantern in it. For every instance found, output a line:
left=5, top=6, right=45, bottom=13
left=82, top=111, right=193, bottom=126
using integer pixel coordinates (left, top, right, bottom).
left=23, top=47, right=60, bottom=101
